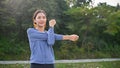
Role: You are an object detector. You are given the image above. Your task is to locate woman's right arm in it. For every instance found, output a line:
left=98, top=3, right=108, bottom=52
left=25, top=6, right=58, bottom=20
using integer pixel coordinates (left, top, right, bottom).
left=54, top=34, right=79, bottom=41
left=63, top=34, right=79, bottom=41
left=27, top=28, right=48, bottom=40
left=49, top=19, right=79, bottom=41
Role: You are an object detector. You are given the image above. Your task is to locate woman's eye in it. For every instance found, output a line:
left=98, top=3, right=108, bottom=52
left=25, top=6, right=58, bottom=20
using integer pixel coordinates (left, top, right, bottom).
left=38, top=17, right=41, bottom=19
left=43, top=16, right=46, bottom=19
left=37, top=16, right=46, bottom=19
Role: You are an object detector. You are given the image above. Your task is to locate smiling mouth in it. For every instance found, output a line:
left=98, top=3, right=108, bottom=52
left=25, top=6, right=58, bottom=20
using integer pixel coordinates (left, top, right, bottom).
left=38, top=22, right=45, bottom=26
left=39, top=22, right=44, bottom=24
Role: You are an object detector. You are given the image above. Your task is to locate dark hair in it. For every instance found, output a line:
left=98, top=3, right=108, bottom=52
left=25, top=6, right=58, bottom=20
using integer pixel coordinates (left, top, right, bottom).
left=33, top=9, right=46, bottom=28
left=33, top=9, right=46, bottom=20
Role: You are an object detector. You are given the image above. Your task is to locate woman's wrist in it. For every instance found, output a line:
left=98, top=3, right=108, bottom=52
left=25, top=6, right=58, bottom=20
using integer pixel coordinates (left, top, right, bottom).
left=63, top=35, right=70, bottom=40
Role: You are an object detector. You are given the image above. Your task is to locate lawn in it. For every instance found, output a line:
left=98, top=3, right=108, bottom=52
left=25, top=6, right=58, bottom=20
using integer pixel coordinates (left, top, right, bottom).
left=0, top=61, right=120, bottom=68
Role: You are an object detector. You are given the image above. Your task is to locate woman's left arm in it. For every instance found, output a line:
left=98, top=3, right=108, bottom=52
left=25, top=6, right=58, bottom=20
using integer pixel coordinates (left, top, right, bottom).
left=47, top=19, right=56, bottom=46
left=54, top=34, right=63, bottom=40
left=47, top=27, right=55, bottom=46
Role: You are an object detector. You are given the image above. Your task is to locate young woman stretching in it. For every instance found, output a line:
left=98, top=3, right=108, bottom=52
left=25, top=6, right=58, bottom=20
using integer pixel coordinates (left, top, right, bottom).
left=27, top=9, right=79, bottom=68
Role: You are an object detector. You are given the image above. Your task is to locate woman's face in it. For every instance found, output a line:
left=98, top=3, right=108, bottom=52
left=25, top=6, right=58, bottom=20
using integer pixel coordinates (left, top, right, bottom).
left=34, top=13, right=47, bottom=27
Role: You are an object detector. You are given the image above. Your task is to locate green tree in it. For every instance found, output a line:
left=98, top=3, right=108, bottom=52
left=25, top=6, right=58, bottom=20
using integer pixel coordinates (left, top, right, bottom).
left=0, top=0, right=15, bottom=37
left=105, top=10, right=120, bottom=44
left=6, top=0, right=69, bottom=40
left=65, top=0, right=92, bottom=7
left=0, top=0, right=69, bottom=60
left=60, top=4, right=120, bottom=58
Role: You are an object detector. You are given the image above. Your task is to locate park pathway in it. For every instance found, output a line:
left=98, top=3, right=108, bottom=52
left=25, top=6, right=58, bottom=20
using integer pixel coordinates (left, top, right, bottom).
left=0, top=58, right=120, bottom=64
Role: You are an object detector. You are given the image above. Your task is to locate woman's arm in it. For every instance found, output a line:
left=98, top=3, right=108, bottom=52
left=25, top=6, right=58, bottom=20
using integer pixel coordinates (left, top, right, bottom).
left=63, top=34, right=79, bottom=41
left=48, top=19, right=79, bottom=43
left=47, top=19, right=56, bottom=46
left=27, top=19, right=56, bottom=41
left=47, top=27, right=55, bottom=46
left=54, top=34, right=79, bottom=41
left=27, top=28, right=48, bottom=40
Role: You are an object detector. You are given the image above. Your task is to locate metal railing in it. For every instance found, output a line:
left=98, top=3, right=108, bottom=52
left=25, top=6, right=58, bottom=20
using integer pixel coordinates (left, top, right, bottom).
left=0, top=58, right=120, bottom=64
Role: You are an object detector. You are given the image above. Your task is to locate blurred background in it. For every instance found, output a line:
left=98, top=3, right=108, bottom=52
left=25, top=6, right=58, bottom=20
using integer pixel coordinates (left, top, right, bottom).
left=0, top=0, right=120, bottom=60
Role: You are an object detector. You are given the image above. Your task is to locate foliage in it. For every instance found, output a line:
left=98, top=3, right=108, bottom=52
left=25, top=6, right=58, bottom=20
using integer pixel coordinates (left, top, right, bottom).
left=65, top=0, right=92, bottom=7
left=0, top=37, right=30, bottom=60
left=59, top=4, right=120, bottom=59
left=0, top=0, right=120, bottom=60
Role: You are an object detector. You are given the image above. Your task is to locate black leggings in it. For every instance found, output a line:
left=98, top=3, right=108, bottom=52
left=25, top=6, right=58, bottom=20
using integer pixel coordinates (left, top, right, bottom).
left=30, top=63, right=55, bottom=68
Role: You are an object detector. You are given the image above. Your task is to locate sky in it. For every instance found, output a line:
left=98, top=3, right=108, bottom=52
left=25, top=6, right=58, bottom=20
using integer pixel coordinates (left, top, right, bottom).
left=92, top=0, right=120, bottom=6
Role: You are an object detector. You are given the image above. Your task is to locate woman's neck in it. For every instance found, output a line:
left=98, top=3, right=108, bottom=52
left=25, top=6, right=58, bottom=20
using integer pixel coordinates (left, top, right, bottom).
left=36, top=26, right=45, bottom=32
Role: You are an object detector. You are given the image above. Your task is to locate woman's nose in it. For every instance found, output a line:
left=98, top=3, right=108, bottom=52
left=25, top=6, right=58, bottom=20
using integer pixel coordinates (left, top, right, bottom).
left=40, top=18, right=44, bottom=20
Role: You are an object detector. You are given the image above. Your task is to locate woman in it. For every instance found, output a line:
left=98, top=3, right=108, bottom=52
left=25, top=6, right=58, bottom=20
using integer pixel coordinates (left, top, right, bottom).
left=27, top=9, right=79, bottom=68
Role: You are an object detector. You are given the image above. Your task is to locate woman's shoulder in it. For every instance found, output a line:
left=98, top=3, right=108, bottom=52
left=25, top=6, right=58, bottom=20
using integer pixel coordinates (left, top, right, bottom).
left=27, top=28, right=35, bottom=33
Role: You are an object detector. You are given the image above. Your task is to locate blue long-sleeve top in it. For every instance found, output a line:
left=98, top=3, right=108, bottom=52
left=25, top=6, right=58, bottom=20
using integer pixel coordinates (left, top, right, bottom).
left=27, top=27, right=63, bottom=64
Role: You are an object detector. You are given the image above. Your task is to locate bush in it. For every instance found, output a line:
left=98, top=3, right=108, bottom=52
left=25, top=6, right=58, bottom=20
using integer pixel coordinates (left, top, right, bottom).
left=0, top=37, right=30, bottom=60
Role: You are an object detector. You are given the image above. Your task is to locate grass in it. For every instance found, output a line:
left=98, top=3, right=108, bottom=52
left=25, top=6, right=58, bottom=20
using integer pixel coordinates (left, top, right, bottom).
left=0, top=61, right=120, bottom=68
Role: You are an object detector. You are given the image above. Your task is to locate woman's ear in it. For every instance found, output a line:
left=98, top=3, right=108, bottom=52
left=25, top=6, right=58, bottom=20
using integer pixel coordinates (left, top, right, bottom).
left=33, top=22, right=37, bottom=28
left=34, top=22, right=37, bottom=24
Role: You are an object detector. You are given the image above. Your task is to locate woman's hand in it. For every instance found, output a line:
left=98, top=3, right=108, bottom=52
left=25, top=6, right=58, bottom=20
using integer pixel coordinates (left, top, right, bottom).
left=49, top=19, right=56, bottom=27
left=69, top=34, right=79, bottom=41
